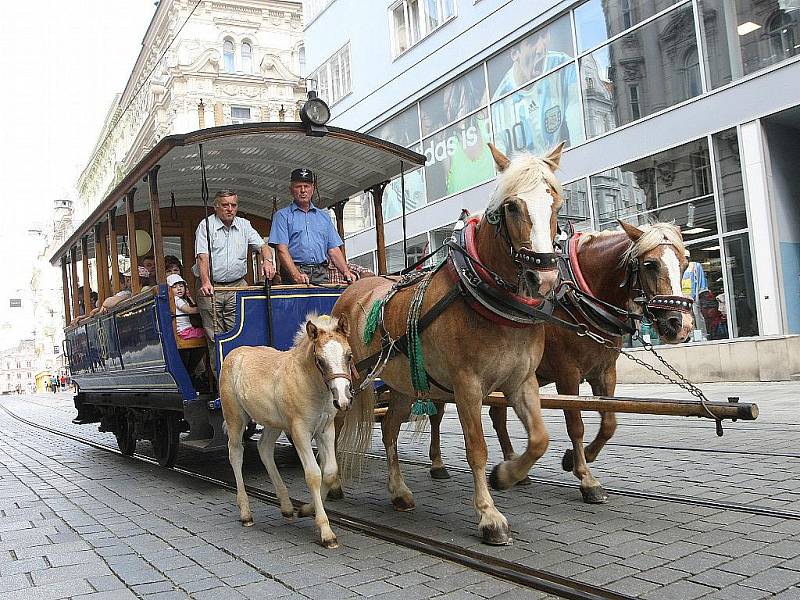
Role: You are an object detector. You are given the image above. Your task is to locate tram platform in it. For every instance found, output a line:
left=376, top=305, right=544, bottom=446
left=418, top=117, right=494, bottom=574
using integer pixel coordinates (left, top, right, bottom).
left=1, top=382, right=799, bottom=600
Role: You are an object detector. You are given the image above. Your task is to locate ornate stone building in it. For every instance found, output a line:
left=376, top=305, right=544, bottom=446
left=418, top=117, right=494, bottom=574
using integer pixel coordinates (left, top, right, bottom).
left=77, top=0, right=306, bottom=215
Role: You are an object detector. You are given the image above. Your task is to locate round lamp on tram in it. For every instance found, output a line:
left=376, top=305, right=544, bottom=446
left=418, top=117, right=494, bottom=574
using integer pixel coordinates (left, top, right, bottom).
left=299, top=91, right=330, bottom=136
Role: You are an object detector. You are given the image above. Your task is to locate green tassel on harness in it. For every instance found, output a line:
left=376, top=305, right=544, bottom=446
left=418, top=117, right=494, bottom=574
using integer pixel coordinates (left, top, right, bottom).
left=411, top=397, right=437, bottom=417
left=363, top=299, right=384, bottom=345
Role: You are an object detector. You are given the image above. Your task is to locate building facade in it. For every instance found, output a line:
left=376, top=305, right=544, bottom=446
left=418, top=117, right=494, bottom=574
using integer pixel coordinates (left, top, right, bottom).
left=304, top=0, right=800, bottom=381
left=77, top=0, right=306, bottom=217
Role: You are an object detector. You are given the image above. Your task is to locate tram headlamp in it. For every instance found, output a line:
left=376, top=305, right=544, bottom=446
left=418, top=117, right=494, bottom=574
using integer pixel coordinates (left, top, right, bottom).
left=300, top=91, right=330, bottom=136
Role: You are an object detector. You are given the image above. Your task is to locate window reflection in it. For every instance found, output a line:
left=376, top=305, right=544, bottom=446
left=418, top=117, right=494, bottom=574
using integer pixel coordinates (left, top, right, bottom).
left=386, top=233, right=428, bottom=273
left=724, top=234, right=760, bottom=337
left=343, top=193, right=374, bottom=236
left=580, top=4, right=701, bottom=137
left=383, top=168, right=426, bottom=221
left=574, top=0, right=681, bottom=52
left=699, top=0, right=800, bottom=89
left=560, top=180, right=592, bottom=232
left=421, top=67, right=487, bottom=137
left=369, top=104, right=421, bottom=148
left=712, top=128, right=748, bottom=231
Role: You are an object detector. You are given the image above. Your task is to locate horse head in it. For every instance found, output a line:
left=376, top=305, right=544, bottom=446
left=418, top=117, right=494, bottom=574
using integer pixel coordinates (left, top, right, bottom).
left=485, top=143, right=564, bottom=298
left=619, top=221, right=693, bottom=343
left=305, top=315, right=354, bottom=410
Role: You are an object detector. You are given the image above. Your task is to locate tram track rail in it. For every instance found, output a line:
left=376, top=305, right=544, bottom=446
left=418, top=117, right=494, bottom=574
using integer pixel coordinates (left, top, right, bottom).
left=0, top=402, right=635, bottom=600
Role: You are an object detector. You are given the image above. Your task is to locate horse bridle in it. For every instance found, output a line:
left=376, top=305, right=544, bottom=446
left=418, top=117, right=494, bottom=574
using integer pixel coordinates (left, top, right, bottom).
left=620, top=245, right=693, bottom=317
left=314, top=355, right=359, bottom=388
left=485, top=195, right=559, bottom=275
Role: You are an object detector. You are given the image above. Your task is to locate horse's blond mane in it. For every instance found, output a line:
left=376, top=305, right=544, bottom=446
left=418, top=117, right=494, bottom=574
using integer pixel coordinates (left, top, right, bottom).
left=579, top=222, right=685, bottom=264
left=292, top=313, right=342, bottom=349
left=488, top=154, right=562, bottom=214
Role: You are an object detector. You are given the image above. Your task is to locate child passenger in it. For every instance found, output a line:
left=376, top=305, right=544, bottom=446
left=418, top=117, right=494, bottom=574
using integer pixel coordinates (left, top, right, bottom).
left=167, top=274, right=205, bottom=340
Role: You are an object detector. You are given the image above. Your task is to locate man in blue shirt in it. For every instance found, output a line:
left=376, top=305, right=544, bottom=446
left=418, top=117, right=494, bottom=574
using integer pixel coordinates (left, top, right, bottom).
left=270, top=168, right=354, bottom=285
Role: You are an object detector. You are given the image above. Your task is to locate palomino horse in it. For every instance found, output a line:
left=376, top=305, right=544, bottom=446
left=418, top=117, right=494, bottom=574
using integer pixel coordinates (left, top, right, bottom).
left=220, top=314, right=355, bottom=548
left=334, top=144, right=564, bottom=544
left=417, top=221, right=693, bottom=503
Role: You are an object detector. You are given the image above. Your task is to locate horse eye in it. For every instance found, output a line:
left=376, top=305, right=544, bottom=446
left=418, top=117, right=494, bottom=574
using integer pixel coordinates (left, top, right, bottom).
left=643, top=261, right=659, bottom=271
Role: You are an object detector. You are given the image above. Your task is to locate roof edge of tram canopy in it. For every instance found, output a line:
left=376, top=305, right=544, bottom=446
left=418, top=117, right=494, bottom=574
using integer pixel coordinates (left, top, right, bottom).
left=50, top=122, right=426, bottom=266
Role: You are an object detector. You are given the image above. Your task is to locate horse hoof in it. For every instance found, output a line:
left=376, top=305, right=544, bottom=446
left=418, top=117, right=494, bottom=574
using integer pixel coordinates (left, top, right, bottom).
left=481, top=523, right=512, bottom=546
left=391, top=496, right=416, bottom=512
left=327, top=487, right=345, bottom=501
left=562, top=449, right=574, bottom=472
left=322, top=537, right=339, bottom=549
left=281, top=509, right=295, bottom=518
left=430, top=467, right=451, bottom=480
left=489, top=464, right=514, bottom=491
left=581, top=486, right=608, bottom=504
left=241, top=518, right=254, bottom=527
left=298, top=503, right=314, bottom=518
left=515, top=476, right=531, bottom=486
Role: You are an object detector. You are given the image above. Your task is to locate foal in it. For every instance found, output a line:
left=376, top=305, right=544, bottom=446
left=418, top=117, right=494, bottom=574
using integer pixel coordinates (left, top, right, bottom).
left=220, top=314, right=354, bottom=548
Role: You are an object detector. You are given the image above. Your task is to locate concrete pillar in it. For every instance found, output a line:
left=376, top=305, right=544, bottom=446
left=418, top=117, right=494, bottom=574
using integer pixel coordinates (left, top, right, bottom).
left=739, top=120, right=782, bottom=335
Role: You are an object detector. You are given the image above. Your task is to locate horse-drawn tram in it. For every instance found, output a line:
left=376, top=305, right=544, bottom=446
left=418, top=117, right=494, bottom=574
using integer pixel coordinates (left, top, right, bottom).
left=53, top=95, right=758, bottom=546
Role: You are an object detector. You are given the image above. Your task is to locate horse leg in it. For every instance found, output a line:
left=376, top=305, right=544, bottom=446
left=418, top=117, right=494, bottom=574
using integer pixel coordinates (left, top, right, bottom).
left=256, top=427, right=294, bottom=518
left=489, top=406, right=518, bottom=461
left=225, top=412, right=253, bottom=526
left=584, top=369, right=618, bottom=465
left=556, top=377, right=607, bottom=504
left=326, top=412, right=346, bottom=501
left=290, top=424, right=338, bottom=549
left=382, top=392, right=416, bottom=511
left=488, top=379, right=549, bottom=495
left=301, top=419, right=339, bottom=517
left=454, top=382, right=510, bottom=545
left=429, top=401, right=450, bottom=480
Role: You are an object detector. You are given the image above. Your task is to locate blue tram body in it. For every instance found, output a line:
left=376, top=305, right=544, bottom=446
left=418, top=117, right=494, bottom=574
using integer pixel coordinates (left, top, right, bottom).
left=51, top=121, right=425, bottom=465
left=67, top=284, right=344, bottom=452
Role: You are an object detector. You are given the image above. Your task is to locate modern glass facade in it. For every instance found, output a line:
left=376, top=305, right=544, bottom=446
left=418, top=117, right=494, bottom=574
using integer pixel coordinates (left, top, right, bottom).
left=336, top=0, right=800, bottom=345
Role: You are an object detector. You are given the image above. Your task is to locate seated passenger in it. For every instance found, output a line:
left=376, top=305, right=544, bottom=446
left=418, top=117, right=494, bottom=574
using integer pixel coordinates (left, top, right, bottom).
left=269, top=168, right=355, bottom=285
left=165, top=255, right=183, bottom=277
left=168, top=274, right=204, bottom=340
left=141, top=255, right=156, bottom=278
left=90, top=266, right=152, bottom=315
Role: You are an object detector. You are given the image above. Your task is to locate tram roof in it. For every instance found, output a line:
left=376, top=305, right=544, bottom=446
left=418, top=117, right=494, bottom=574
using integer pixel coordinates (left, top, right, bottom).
left=51, top=123, right=425, bottom=265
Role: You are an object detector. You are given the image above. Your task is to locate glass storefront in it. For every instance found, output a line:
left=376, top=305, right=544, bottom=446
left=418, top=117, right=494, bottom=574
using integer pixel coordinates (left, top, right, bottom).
left=698, top=0, right=800, bottom=89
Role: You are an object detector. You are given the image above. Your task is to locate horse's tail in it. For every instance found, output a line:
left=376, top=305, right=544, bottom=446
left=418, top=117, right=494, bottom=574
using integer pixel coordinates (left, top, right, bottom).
left=336, top=383, right=375, bottom=482
left=219, top=351, right=249, bottom=439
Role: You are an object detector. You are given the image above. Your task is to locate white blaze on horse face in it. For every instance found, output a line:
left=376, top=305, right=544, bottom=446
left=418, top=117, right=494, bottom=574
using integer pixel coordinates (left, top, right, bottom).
left=661, top=247, right=694, bottom=339
left=321, top=339, right=351, bottom=410
left=519, top=183, right=558, bottom=294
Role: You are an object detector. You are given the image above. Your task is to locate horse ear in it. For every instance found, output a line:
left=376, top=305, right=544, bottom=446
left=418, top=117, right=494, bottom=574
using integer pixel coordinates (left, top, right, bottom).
left=488, top=143, right=511, bottom=172
left=336, top=315, right=350, bottom=337
left=306, top=320, right=318, bottom=340
left=543, top=141, right=566, bottom=170
left=619, top=220, right=644, bottom=242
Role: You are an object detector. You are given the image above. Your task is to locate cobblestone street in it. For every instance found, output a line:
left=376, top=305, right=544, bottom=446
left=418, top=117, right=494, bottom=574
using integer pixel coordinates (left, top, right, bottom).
left=1, top=382, right=799, bottom=599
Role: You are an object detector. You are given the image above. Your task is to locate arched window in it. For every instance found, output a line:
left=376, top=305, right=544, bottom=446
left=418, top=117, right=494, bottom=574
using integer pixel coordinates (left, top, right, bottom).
left=298, top=45, right=306, bottom=77
left=241, top=41, right=253, bottom=73
left=683, top=47, right=702, bottom=98
left=767, top=10, right=798, bottom=63
left=223, top=38, right=235, bottom=73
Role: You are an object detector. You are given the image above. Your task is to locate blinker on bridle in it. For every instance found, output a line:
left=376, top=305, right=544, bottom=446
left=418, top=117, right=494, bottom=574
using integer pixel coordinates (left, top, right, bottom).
left=485, top=194, right=558, bottom=274
left=620, top=242, right=693, bottom=316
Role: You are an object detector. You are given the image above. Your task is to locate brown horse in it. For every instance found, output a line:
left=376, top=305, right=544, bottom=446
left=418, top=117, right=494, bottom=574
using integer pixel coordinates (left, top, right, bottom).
left=334, top=144, right=564, bottom=545
left=220, top=314, right=356, bottom=548
left=419, top=221, right=692, bottom=502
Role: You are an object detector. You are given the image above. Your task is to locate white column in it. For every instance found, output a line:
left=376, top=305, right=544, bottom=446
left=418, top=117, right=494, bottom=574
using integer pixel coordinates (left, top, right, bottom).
left=739, top=120, right=783, bottom=335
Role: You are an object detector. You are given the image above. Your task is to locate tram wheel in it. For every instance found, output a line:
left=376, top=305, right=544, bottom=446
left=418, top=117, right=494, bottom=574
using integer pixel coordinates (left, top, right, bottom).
left=115, top=413, right=136, bottom=456
left=152, top=413, right=180, bottom=468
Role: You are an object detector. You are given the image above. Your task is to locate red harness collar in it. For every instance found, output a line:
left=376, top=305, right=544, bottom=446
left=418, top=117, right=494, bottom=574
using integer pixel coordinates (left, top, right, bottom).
left=447, top=218, right=544, bottom=328
left=568, top=233, right=594, bottom=296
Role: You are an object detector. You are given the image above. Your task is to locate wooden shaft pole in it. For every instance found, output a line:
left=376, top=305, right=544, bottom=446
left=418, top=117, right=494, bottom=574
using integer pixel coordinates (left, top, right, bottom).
left=107, top=209, right=121, bottom=294
left=480, top=392, right=758, bottom=421
left=372, top=183, right=388, bottom=274
left=146, top=166, right=165, bottom=284
left=70, top=249, right=80, bottom=319
left=61, top=257, right=71, bottom=326
left=126, top=189, right=141, bottom=294
left=81, top=237, right=91, bottom=316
